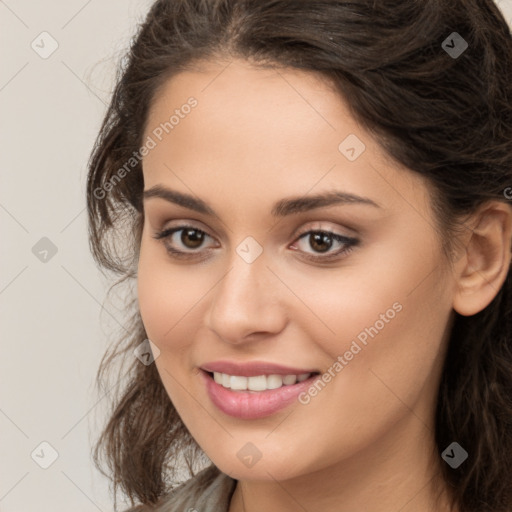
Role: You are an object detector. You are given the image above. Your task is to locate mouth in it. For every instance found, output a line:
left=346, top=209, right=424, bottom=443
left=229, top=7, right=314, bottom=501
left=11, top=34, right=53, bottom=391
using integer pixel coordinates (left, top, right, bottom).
left=200, top=369, right=321, bottom=419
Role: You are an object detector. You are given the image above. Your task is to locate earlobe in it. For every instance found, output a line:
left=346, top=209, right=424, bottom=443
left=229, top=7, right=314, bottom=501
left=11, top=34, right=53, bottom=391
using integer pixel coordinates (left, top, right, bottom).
left=452, top=201, right=512, bottom=317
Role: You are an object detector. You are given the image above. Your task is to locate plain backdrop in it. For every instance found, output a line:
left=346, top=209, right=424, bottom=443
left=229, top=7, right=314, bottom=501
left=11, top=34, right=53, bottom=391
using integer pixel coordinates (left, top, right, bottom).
left=1, top=1, right=512, bottom=511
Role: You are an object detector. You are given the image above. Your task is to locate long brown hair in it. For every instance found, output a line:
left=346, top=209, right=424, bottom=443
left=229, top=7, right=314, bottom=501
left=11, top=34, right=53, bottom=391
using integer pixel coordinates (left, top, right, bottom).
left=86, top=1, right=512, bottom=510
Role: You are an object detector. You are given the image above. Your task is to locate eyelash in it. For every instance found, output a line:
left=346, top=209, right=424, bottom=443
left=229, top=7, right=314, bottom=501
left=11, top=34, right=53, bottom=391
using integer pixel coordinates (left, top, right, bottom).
left=152, top=224, right=359, bottom=263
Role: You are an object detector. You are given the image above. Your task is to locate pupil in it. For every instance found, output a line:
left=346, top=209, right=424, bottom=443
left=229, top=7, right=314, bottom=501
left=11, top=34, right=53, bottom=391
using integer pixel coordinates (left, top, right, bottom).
left=310, top=232, right=332, bottom=253
left=182, top=229, right=204, bottom=248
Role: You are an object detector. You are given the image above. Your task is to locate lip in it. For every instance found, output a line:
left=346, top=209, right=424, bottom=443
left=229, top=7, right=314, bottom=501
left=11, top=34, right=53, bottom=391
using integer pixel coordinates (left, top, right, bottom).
left=199, top=369, right=320, bottom=420
left=200, top=360, right=319, bottom=377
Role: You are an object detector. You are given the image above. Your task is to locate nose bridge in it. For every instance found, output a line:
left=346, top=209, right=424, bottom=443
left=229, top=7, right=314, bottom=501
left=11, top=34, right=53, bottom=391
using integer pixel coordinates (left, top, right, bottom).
left=205, top=241, right=286, bottom=341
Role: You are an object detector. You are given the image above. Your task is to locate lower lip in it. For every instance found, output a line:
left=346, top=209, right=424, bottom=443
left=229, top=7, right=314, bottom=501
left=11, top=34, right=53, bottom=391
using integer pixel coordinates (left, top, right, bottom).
left=200, top=370, right=319, bottom=420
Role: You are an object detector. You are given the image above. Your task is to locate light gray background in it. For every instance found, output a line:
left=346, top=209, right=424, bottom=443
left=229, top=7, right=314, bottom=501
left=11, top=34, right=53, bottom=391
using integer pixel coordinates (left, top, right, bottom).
left=1, top=1, right=512, bottom=511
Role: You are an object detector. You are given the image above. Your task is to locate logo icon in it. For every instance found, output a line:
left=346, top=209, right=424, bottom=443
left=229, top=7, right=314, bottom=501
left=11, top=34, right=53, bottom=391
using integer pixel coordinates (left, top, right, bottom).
left=441, top=32, right=468, bottom=59
left=31, top=32, right=59, bottom=59
left=236, top=442, right=263, bottom=468
left=236, top=236, right=263, bottom=264
left=31, top=441, right=59, bottom=469
left=32, top=237, right=58, bottom=263
left=338, top=134, right=366, bottom=161
left=441, top=441, right=468, bottom=469
left=134, top=339, right=161, bottom=365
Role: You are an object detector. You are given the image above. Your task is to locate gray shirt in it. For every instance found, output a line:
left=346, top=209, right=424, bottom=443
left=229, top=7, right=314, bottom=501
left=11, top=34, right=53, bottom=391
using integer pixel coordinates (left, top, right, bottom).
left=126, top=465, right=237, bottom=512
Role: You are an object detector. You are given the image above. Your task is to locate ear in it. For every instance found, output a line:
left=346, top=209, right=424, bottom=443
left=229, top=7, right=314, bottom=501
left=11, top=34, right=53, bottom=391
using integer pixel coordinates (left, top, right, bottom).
left=452, top=201, right=512, bottom=317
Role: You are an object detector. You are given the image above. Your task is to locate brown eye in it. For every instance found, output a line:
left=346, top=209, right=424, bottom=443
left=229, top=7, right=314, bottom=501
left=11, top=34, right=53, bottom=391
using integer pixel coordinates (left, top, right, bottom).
left=153, top=225, right=216, bottom=259
left=308, top=232, right=334, bottom=253
left=180, top=228, right=205, bottom=249
left=291, top=229, right=359, bottom=262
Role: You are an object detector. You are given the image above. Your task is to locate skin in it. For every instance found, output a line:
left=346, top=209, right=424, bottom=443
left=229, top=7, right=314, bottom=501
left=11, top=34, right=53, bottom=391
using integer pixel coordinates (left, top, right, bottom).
left=137, top=58, right=512, bottom=512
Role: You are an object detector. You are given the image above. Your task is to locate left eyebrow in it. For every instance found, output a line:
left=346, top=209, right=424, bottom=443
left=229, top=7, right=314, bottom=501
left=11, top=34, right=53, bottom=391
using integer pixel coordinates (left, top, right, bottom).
left=271, top=190, right=381, bottom=216
left=142, top=185, right=381, bottom=217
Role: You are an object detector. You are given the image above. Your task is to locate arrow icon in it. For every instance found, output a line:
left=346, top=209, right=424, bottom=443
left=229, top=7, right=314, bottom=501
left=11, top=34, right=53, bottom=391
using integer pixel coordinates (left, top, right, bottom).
left=32, top=237, right=58, bottom=262
left=31, top=31, right=59, bottom=59
left=31, top=441, right=59, bottom=468
left=236, top=442, right=262, bottom=467
left=339, top=134, right=365, bottom=161
left=441, top=32, right=468, bottom=59
left=135, top=339, right=160, bottom=365
left=236, top=237, right=263, bottom=263
left=441, top=441, right=468, bottom=468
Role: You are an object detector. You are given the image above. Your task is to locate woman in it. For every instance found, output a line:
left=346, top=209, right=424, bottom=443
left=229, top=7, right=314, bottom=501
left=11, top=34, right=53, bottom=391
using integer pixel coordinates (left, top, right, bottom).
left=86, top=1, right=512, bottom=511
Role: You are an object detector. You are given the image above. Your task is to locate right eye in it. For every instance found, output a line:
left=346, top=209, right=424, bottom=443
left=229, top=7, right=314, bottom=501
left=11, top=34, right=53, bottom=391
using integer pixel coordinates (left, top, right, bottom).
left=153, top=225, right=218, bottom=259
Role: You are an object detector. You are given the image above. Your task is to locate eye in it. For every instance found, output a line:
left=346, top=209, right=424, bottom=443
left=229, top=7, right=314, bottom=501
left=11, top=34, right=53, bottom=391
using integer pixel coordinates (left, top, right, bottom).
left=153, top=224, right=217, bottom=259
left=290, top=229, right=359, bottom=262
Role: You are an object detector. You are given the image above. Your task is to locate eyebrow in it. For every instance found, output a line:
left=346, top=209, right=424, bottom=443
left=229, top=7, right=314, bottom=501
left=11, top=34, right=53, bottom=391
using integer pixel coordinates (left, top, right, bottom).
left=143, top=184, right=381, bottom=217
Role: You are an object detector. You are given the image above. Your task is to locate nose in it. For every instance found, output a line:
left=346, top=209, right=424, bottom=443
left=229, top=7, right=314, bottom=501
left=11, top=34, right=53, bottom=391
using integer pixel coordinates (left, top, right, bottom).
left=204, top=248, right=288, bottom=344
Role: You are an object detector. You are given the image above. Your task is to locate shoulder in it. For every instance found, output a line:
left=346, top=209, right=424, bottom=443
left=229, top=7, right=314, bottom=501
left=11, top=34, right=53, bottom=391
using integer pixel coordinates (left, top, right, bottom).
left=124, top=464, right=237, bottom=512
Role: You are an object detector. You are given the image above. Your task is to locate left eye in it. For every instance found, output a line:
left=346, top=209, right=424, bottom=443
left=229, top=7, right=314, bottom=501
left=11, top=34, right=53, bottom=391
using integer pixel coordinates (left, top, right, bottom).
left=290, top=230, right=358, bottom=260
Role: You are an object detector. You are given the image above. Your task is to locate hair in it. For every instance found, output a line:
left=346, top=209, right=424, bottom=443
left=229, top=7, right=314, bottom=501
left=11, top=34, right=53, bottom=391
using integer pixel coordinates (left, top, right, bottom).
left=86, top=0, right=512, bottom=511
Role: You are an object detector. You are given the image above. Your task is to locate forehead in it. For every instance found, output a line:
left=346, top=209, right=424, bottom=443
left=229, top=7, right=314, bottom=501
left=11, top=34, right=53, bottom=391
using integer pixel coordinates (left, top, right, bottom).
left=142, top=58, right=429, bottom=217
left=144, top=58, right=362, bottom=156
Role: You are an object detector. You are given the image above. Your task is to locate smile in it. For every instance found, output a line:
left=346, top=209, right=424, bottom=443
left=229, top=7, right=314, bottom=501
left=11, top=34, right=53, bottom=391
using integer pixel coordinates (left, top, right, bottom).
left=200, top=369, right=321, bottom=419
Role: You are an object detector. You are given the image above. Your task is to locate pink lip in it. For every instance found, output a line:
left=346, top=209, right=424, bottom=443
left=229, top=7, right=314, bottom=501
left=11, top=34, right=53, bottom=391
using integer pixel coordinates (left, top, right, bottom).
left=201, top=360, right=318, bottom=377
left=200, top=369, right=320, bottom=420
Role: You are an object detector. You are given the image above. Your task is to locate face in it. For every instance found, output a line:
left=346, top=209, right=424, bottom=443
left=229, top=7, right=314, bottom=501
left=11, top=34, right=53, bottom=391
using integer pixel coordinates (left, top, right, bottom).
left=138, top=58, right=456, bottom=482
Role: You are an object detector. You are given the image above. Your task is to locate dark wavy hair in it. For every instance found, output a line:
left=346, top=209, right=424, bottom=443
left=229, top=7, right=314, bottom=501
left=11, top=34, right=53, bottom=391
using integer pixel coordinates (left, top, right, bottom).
left=86, top=0, right=512, bottom=510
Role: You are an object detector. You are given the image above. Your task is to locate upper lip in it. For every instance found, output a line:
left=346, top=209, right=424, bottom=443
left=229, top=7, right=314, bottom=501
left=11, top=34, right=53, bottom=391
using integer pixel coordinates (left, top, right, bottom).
left=200, top=360, right=319, bottom=377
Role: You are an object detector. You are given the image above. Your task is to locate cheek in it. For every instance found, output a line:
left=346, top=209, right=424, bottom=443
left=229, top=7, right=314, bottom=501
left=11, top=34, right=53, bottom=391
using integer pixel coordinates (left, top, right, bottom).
left=136, top=243, right=209, bottom=412
left=137, top=237, right=209, bottom=346
left=289, top=229, right=452, bottom=405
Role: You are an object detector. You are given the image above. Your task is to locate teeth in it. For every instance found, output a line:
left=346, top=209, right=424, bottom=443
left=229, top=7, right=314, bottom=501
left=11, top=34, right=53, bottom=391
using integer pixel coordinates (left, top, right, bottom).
left=283, top=374, right=297, bottom=385
left=212, top=372, right=312, bottom=391
left=247, top=375, right=266, bottom=391
left=230, top=375, right=247, bottom=390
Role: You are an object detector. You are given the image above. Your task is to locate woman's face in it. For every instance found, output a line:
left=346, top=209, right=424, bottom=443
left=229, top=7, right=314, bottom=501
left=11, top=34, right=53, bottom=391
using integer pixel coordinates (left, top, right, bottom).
left=138, top=58, right=456, bottom=481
